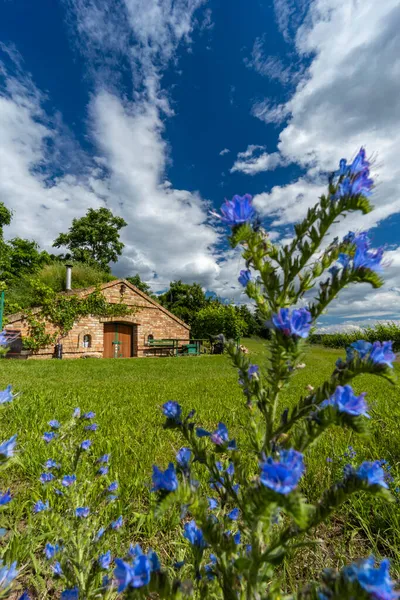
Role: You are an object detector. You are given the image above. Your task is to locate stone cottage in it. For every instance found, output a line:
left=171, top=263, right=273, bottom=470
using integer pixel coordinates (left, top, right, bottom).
left=4, top=275, right=190, bottom=359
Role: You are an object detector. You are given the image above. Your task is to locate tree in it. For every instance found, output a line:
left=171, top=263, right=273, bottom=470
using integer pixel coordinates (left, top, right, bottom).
left=126, top=275, right=157, bottom=299
left=191, top=304, right=247, bottom=341
left=235, top=304, right=261, bottom=336
left=6, top=238, right=52, bottom=278
left=158, top=280, right=209, bottom=325
left=52, top=208, right=127, bottom=272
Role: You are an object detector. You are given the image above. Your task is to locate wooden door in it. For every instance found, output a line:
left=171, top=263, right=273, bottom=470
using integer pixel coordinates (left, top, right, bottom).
left=103, top=323, right=133, bottom=358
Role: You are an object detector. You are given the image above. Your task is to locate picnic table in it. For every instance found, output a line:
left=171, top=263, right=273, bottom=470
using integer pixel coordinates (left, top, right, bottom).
left=145, top=339, right=205, bottom=357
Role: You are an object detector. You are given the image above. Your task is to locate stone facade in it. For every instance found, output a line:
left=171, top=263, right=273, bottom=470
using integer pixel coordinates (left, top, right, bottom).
left=4, top=280, right=190, bottom=359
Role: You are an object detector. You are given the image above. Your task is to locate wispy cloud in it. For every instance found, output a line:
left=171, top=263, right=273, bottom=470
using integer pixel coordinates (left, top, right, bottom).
left=244, top=35, right=304, bottom=85
left=230, top=145, right=287, bottom=175
left=219, top=148, right=230, bottom=156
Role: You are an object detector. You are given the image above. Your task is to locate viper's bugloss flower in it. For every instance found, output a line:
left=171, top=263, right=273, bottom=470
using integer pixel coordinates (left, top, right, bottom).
left=75, top=507, right=90, bottom=518
left=0, top=560, right=18, bottom=591
left=73, top=408, right=80, bottom=418
left=51, top=562, right=63, bottom=577
left=228, top=508, right=240, bottom=521
left=272, top=307, right=312, bottom=339
left=342, top=556, right=399, bottom=600
left=48, top=420, right=60, bottom=429
left=152, top=463, right=178, bottom=492
left=162, top=401, right=182, bottom=423
left=354, top=244, right=384, bottom=273
left=80, top=440, right=92, bottom=450
left=85, top=423, right=98, bottom=431
left=99, top=550, right=112, bottom=569
left=19, top=591, right=30, bottom=600
left=111, top=516, right=123, bottom=530
left=61, top=588, right=79, bottom=600
left=208, top=497, right=218, bottom=510
left=0, top=386, right=14, bottom=405
left=114, top=550, right=159, bottom=591
left=321, top=385, right=370, bottom=418
left=238, top=269, right=252, bottom=287
left=369, top=341, right=396, bottom=368
left=97, top=466, right=109, bottom=476
left=83, top=411, right=95, bottom=419
left=356, top=461, right=388, bottom=489
left=210, top=194, right=256, bottom=227
left=196, top=422, right=237, bottom=450
left=0, top=490, right=12, bottom=505
left=176, top=447, right=191, bottom=472
left=45, top=459, right=60, bottom=470
left=350, top=340, right=373, bottom=358
left=43, top=432, right=56, bottom=444
left=33, top=500, right=49, bottom=513
left=183, top=520, right=206, bottom=548
left=61, top=475, right=76, bottom=487
left=40, top=472, right=54, bottom=484
left=97, top=454, right=110, bottom=464
left=95, top=527, right=106, bottom=541
left=260, top=449, right=305, bottom=495
left=248, top=364, right=259, bottom=378
left=108, top=481, right=118, bottom=492
left=44, top=543, right=60, bottom=560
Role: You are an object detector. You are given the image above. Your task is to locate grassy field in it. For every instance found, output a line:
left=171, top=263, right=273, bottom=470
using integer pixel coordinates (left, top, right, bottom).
left=0, top=337, right=399, bottom=593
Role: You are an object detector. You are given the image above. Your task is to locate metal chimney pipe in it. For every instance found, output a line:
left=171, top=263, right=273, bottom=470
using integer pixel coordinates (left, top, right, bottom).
left=65, top=264, right=73, bottom=291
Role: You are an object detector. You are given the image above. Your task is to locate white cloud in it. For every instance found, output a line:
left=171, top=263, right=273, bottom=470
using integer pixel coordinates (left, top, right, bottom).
left=231, top=145, right=287, bottom=175
left=251, top=99, right=290, bottom=125
left=219, top=148, right=230, bottom=156
left=244, top=35, right=305, bottom=85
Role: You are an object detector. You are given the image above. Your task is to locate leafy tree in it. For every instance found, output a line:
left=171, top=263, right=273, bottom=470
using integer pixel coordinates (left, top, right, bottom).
left=53, top=207, right=127, bottom=272
left=158, top=280, right=209, bottom=325
left=191, top=304, right=247, bottom=340
left=126, top=274, right=157, bottom=299
left=5, top=238, right=52, bottom=278
left=235, top=304, right=261, bottom=336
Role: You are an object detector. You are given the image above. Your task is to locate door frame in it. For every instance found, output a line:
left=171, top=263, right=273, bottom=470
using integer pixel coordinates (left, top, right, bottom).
left=103, top=322, right=137, bottom=358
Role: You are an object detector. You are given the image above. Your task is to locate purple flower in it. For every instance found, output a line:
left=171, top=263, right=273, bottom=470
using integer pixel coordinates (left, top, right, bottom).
left=0, top=435, right=17, bottom=460
left=85, top=424, right=98, bottom=431
left=0, top=386, right=14, bottom=405
left=247, top=364, right=259, bottom=378
left=44, top=543, right=60, bottom=560
left=342, top=556, right=399, bottom=600
left=40, top=472, right=54, bottom=484
left=152, top=463, right=178, bottom=492
left=354, top=244, right=385, bottom=273
left=114, top=556, right=151, bottom=591
left=197, top=423, right=237, bottom=450
left=0, top=490, right=11, bottom=505
left=108, top=481, right=118, bottom=492
left=75, top=507, right=90, bottom=518
left=176, top=447, right=191, bottom=472
left=210, top=194, right=256, bottom=227
left=0, top=561, right=18, bottom=591
left=369, top=341, right=396, bottom=368
left=45, top=459, right=60, bottom=470
left=51, top=562, right=63, bottom=577
left=61, top=588, right=79, bottom=600
left=260, top=449, right=305, bottom=495
left=95, top=527, right=106, bottom=541
left=228, top=508, right=240, bottom=521
left=337, top=253, right=351, bottom=268
left=348, top=147, right=371, bottom=177
left=108, top=494, right=118, bottom=502
left=83, top=411, right=95, bottom=419
left=356, top=461, right=388, bottom=489
left=43, top=432, right=56, bottom=444
left=238, top=270, right=252, bottom=287
left=233, top=532, right=241, bottom=545
left=99, top=550, right=112, bottom=569
left=97, top=466, right=109, bottom=476
left=208, top=497, right=218, bottom=510
left=80, top=440, right=92, bottom=451
left=162, top=401, right=182, bottom=422
left=320, top=385, right=370, bottom=418
left=48, top=420, right=60, bottom=429
left=183, top=520, right=206, bottom=548
left=272, top=308, right=312, bottom=339
left=97, top=454, right=110, bottom=463
left=350, top=340, right=373, bottom=358
left=33, top=500, right=49, bottom=513
left=111, top=516, right=123, bottom=530
left=62, top=475, right=76, bottom=487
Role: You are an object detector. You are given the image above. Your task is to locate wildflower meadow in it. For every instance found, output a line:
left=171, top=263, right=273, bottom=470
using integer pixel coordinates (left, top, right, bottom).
left=0, top=147, right=399, bottom=599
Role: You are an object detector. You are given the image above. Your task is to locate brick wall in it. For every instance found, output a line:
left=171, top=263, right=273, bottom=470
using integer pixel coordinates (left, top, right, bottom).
left=4, top=280, right=190, bottom=359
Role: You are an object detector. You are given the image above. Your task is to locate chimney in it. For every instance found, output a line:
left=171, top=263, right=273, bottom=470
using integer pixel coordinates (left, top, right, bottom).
left=65, top=264, right=73, bottom=291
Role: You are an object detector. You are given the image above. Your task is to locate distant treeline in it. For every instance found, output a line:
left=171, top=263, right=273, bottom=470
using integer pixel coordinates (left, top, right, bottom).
left=309, top=321, right=400, bottom=352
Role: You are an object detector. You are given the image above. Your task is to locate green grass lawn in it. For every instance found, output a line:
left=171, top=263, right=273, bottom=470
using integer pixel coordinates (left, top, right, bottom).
left=0, top=337, right=399, bottom=593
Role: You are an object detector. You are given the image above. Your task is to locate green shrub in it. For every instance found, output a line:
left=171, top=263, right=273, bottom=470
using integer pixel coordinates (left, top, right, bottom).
left=309, top=321, right=400, bottom=351
left=191, top=303, right=247, bottom=340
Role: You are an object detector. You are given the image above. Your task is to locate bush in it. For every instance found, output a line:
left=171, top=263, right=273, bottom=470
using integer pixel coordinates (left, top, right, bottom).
left=191, top=304, right=247, bottom=340
left=309, top=321, right=400, bottom=352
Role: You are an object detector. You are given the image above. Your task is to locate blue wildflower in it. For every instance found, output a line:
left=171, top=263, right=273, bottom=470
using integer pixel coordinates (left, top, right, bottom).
left=329, top=265, right=340, bottom=277
left=0, top=386, right=14, bottom=405
left=196, top=422, right=237, bottom=450
left=54, top=489, right=63, bottom=496
left=44, top=543, right=60, bottom=560
left=0, top=560, right=18, bottom=591
left=52, top=562, right=63, bottom=577
left=354, top=244, right=384, bottom=273
left=95, top=527, right=106, bottom=541
left=48, top=420, right=60, bottom=429
left=348, top=148, right=371, bottom=177
left=183, top=520, right=206, bottom=548
left=238, top=270, right=252, bottom=287
left=19, top=592, right=30, bottom=600
left=61, top=475, right=76, bottom=487
left=320, top=385, right=370, bottom=418
left=40, top=472, right=54, bottom=484
left=228, top=508, right=240, bottom=521
left=97, top=466, right=109, bottom=476
left=99, top=550, right=112, bottom=569
left=176, top=447, right=191, bottom=473
left=208, top=497, right=218, bottom=510
left=80, top=440, right=92, bottom=450
left=73, top=408, right=80, bottom=418
left=128, top=544, right=143, bottom=558
left=152, top=463, right=178, bottom=492
left=0, top=435, right=16, bottom=460
left=33, top=500, right=49, bottom=513
left=83, top=411, right=95, bottom=419
left=97, top=454, right=110, bottom=463
left=272, top=307, right=312, bottom=339
left=75, top=507, right=90, bottom=518
left=162, top=401, right=182, bottom=422
left=350, top=340, right=373, bottom=358
left=210, top=194, right=256, bottom=227
left=260, top=449, right=305, bottom=495
left=248, top=364, right=259, bottom=378
left=111, top=516, right=123, bottom=530
left=85, top=423, right=98, bottom=431
left=233, top=532, right=241, bottom=545
left=108, top=481, right=118, bottom=492
left=337, top=253, right=351, bottom=268
left=356, top=461, right=388, bottom=489
left=61, top=588, right=79, bottom=600
left=342, top=555, right=399, bottom=600
left=115, top=554, right=152, bottom=590
left=369, top=341, right=396, bottom=368
left=108, top=494, right=118, bottom=502
left=45, top=459, right=60, bottom=470
left=43, top=432, right=56, bottom=444
left=0, top=490, right=12, bottom=505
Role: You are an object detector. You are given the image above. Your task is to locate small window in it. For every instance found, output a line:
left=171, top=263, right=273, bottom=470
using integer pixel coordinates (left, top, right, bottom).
left=83, top=334, right=92, bottom=349
left=147, top=334, right=154, bottom=344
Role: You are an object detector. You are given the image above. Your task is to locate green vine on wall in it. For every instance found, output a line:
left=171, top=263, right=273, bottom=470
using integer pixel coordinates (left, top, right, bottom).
left=19, top=281, right=135, bottom=352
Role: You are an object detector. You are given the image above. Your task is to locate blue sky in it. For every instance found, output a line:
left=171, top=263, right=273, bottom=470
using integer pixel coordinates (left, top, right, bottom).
left=0, top=0, right=400, bottom=333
